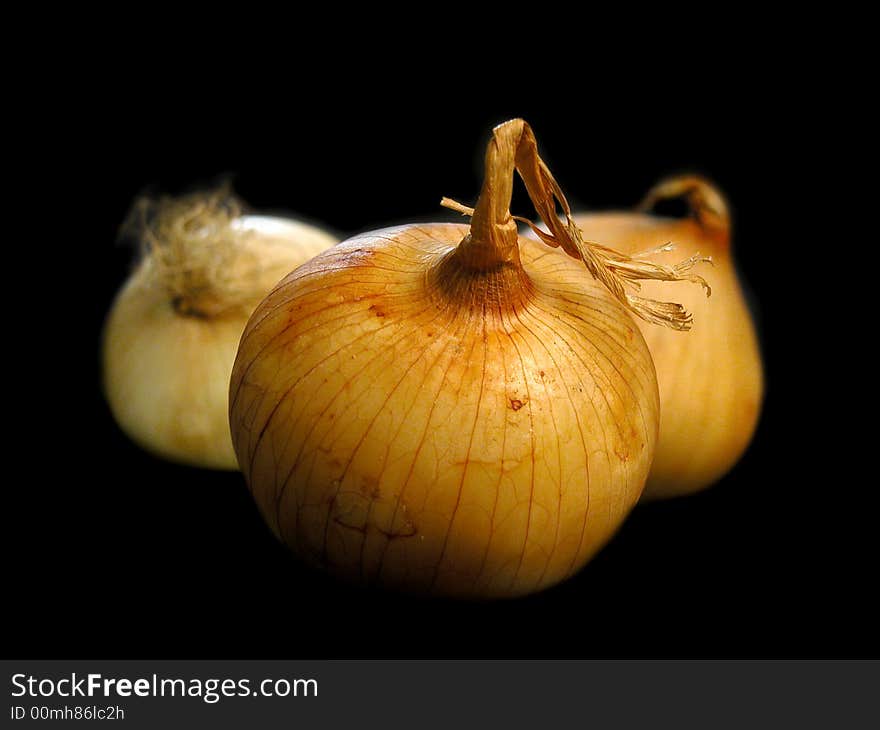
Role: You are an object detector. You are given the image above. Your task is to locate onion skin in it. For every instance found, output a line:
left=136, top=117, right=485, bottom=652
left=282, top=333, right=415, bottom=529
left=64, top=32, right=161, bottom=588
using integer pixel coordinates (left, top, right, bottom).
left=104, top=276, right=246, bottom=469
left=572, top=177, right=763, bottom=498
left=103, top=213, right=337, bottom=470
left=230, top=224, right=659, bottom=598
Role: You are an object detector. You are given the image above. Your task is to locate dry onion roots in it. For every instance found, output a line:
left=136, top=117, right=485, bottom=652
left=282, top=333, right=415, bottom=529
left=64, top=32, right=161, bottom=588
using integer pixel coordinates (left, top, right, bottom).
left=230, top=120, right=707, bottom=597
left=102, top=188, right=337, bottom=470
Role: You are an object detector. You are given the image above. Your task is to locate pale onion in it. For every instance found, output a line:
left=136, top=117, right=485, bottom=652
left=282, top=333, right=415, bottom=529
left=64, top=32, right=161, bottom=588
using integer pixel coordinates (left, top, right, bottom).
left=229, top=119, right=706, bottom=598
left=571, top=176, right=763, bottom=498
left=102, top=189, right=337, bottom=470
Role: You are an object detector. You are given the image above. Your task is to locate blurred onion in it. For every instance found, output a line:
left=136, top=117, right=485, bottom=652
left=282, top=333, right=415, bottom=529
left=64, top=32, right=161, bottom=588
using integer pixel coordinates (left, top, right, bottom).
left=103, top=188, right=337, bottom=469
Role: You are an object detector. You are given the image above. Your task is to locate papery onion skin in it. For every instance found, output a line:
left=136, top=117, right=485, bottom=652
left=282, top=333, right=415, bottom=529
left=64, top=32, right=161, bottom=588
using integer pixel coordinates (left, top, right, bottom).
left=103, top=212, right=337, bottom=470
left=572, top=177, right=763, bottom=498
left=230, top=223, right=659, bottom=598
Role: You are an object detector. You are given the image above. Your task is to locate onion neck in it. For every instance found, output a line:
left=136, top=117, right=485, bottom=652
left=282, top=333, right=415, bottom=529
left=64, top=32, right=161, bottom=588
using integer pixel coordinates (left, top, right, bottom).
left=170, top=291, right=229, bottom=319
left=440, top=119, right=710, bottom=330
left=452, top=121, right=524, bottom=272
left=639, top=175, right=731, bottom=249
left=429, top=248, right=534, bottom=316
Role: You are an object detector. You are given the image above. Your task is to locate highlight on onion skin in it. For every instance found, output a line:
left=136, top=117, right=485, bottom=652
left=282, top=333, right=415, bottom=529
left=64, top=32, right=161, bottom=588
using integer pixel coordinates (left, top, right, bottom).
left=230, top=120, right=707, bottom=598
left=572, top=176, right=764, bottom=499
left=102, top=189, right=337, bottom=470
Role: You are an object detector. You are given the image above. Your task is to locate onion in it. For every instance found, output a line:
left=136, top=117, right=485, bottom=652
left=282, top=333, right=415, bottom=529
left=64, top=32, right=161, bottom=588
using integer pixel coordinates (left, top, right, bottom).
left=102, top=188, right=337, bottom=470
left=230, top=120, right=706, bottom=597
left=571, top=176, right=763, bottom=498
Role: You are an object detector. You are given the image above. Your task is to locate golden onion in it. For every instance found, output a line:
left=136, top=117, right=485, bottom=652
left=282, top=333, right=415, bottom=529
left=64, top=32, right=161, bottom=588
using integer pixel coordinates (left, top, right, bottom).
left=230, top=120, right=705, bottom=597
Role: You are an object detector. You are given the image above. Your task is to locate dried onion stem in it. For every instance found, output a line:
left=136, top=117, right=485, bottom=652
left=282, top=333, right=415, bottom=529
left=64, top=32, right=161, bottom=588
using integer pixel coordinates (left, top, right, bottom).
left=442, top=119, right=709, bottom=329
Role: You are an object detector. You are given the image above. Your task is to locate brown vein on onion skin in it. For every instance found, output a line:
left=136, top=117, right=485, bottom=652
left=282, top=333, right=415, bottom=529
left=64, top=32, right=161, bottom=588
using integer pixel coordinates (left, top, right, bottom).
left=277, top=296, right=453, bottom=548
left=425, top=296, right=488, bottom=594
left=232, top=286, right=413, bottom=422
left=244, top=224, right=460, bottom=334
left=563, top=294, right=659, bottom=394
left=348, top=244, right=454, bottom=269
left=354, top=225, right=463, bottom=254
left=498, top=300, right=538, bottom=593
left=474, top=282, right=534, bottom=585
left=548, top=300, right=654, bottom=460
left=292, top=235, right=444, bottom=274
left=359, top=311, right=463, bottom=586
left=345, top=310, right=462, bottom=582
left=519, top=293, right=605, bottom=582
left=236, top=257, right=427, bottom=365
left=529, top=285, right=656, bottom=390
left=313, top=315, right=448, bottom=574
left=373, top=227, right=465, bottom=258
left=338, top=233, right=455, bottom=270
left=538, top=284, right=656, bottom=388
left=526, top=255, right=654, bottom=327
left=234, top=253, right=431, bottom=364
left=261, top=258, right=427, bottom=307
left=513, top=302, right=578, bottom=591
left=273, top=274, right=465, bottom=557
left=241, top=264, right=372, bottom=335
left=521, top=324, right=596, bottom=583
left=529, top=302, right=628, bottom=574
left=236, top=230, right=468, bottom=389
left=246, top=292, right=439, bottom=503
left=542, top=284, right=656, bottom=442
left=372, top=305, right=470, bottom=590
left=382, top=255, right=504, bottom=583
left=238, top=273, right=428, bottom=437
left=538, top=298, right=638, bottom=477
left=243, top=304, right=408, bottom=490
left=233, top=293, right=390, bottom=418
left=565, top=376, right=593, bottom=581
left=231, top=268, right=428, bottom=414
left=560, top=309, right=648, bottom=527
left=377, top=269, right=488, bottom=590
left=509, top=307, right=563, bottom=592
left=291, top=296, right=450, bottom=485
left=268, top=302, right=450, bottom=549
left=283, top=311, right=444, bottom=564
left=526, top=296, right=636, bottom=581
left=470, top=304, right=511, bottom=594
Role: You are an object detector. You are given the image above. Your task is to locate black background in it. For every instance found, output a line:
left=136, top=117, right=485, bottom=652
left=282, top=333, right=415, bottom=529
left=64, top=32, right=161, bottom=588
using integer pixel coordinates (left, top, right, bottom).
left=9, top=30, right=872, bottom=659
